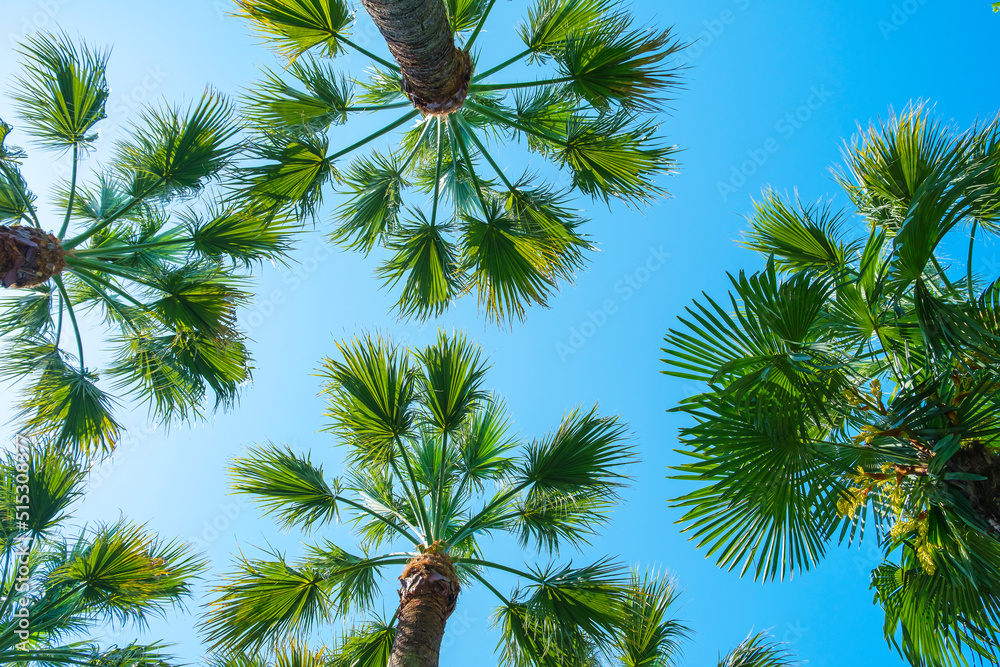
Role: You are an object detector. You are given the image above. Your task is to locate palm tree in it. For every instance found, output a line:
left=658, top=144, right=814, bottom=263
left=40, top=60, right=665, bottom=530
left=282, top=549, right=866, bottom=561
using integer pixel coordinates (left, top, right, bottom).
left=661, top=105, right=1000, bottom=667
left=0, top=438, right=204, bottom=666
left=205, top=531, right=797, bottom=667
left=201, top=330, right=651, bottom=666
left=0, top=33, right=295, bottom=454
left=231, top=0, right=682, bottom=323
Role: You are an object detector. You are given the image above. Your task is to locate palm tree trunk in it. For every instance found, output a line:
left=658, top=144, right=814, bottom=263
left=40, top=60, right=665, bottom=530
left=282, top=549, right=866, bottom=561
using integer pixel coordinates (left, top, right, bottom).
left=359, top=0, right=472, bottom=115
left=387, top=550, right=461, bottom=667
left=947, top=443, right=1000, bottom=535
left=0, top=225, right=65, bottom=288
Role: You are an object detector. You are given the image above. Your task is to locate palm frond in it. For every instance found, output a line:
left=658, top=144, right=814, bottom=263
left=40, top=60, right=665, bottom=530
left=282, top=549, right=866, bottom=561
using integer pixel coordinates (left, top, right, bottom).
left=163, top=328, right=251, bottom=412
left=557, top=18, right=682, bottom=112
left=230, top=443, right=341, bottom=531
left=332, top=150, right=408, bottom=253
left=147, top=266, right=247, bottom=338
left=0, top=285, right=55, bottom=339
left=51, top=521, right=204, bottom=625
left=460, top=198, right=562, bottom=323
left=113, top=89, right=238, bottom=201
left=302, top=540, right=393, bottom=612
left=319, top=333, right=416, bottom=462
left=328, top=618, right=396, bottom=667
left=515, top=487, right=613, bottom=553
left=376, top=212, right=463, bottom=321
left=743, top=193, right=857, bottom=274
left=17, top=362, right=122, bottom=455
left=414, top=331, right=489, bottom=433
left=202, top=552, right=331, bottom=654
left=0, top=160, right=37, bottom=223
left=108, top=330, right=207, bottom=423
left=448, top=0, right=493, bottom=35
left=243, top=58, right=353, bottom=131
left=11, top=32, right=109, bottom=150
left=717, top=633, right=799, bottom=667
left=239, top=130, right=335, bottom=218
left=184, top=206, right=297, bottom=267
left=616, top=571, right=690, bottom=667
left=356, top=66, right=405, bottom=106
left=520, top=0, right=619, bottom=59
left=455, top=399, right=518, bottom=491
left=0, top=444, right=84, bottom=536
left=235, top=0, right=355, bottom=60
left=520, top=407, right=634, bottom=496
left=556, top=113, right=676, bottom=207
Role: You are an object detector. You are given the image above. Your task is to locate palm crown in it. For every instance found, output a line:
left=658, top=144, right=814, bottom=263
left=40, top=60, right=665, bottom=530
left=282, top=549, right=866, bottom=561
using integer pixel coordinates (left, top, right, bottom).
left=200, top=331, right=667, bottom=666
left=231, top=0, right=681, bottom=323
left=0, top=439, right=203, bottom=666
left=0, top=33, right=296, bottom=454
left=661, top=106, right=1000, bottom=667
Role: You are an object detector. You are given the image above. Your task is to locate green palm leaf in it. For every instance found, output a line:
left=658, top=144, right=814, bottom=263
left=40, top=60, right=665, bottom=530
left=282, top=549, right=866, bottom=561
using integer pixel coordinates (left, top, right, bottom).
left=240, top=131, right=336, bottom=217
left=0, top=445, right=83, bottom=536
left=231, top=444, right=341, bottom=531
left=455, top=399, right=517, bottom=490
left=202, top=553, right=331, bottom=653
left=557, top=18, right=682, bottom=112
left=557, top=113, right=675, bottom=206
left=236, top=0, right=354, bottom=60
left=743, top=193, right=856, bottom=274
left=327, top=619, right=396, bottom=667
left=520, top=0, right=618, bottom=58
left=11, top=32, right=109, bottom=150
left=51, top=521, right=204, bottom=625
left=414, top=331, right=489, bottom=433
left=112, top=90, right=238, bottom=202
left=377, top=213, right=463, bottom=320
left=616, top=571, right=690, bottom=667
left=461, top=199, right=562, bottom=323
left=717, top=633, right=798, bottom=667
left=17, top=362, right=122, bottom=455
left=334, top=151, right=408, bottom=252
left=184, top=206, right=296, bottom=267
left=520, top=407, right=634, bottom=496
left=243, top=59, right=353, bottom=130
left=319, top=334, right=416, bottom=460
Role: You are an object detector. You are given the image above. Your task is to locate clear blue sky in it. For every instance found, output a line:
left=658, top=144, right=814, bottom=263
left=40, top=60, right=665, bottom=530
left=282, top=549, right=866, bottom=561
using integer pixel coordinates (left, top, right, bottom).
left=1, top=0, right=998, bottom=665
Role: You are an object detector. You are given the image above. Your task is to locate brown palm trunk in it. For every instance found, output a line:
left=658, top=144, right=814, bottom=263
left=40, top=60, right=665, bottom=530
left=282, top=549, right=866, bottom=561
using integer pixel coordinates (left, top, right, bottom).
left=0, top=225, right=66, bottom=288
left=359, top=0, right=472, bottom=115
left=947, top=443, right=1000, bottom=535
left=387, top=550, right=461, bottom=667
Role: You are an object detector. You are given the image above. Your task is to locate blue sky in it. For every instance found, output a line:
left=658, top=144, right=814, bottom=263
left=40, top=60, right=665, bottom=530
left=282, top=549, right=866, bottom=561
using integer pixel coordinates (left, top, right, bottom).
left=1, top=0, right=999, bottom=665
